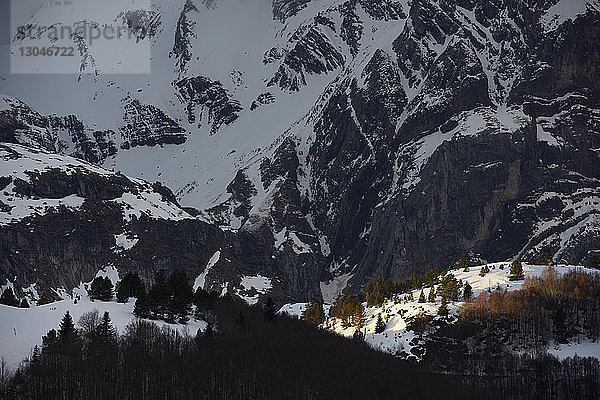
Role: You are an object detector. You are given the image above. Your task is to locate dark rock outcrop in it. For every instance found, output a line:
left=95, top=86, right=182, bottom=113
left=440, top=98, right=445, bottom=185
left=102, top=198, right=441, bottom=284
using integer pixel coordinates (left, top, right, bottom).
left=120, top=99, right=187, bottom=149
left=175, top=76, right=243, bottom=134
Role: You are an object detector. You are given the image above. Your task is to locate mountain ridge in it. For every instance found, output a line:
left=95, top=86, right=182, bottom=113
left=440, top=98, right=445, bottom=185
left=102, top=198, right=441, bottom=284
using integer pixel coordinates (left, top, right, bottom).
left=1, top=0, right=599, bottom=303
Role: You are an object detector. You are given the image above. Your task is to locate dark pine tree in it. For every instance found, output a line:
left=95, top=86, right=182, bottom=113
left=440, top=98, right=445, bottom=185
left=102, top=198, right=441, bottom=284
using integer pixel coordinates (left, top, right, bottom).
left=167, top=270, right=194, bottom=322
left=438, top=297, right=449, bottom=317
left=263, top=297, right=276, bottom=321
left=90, top=277, right=114, bottom=301
left=19, top=298, right=29, bottom=308
left=375, top=314, right=386, bottom=334
left=0, top=288, right=19, bottom=307
left=302, top=300, right=326, bottom=325
left=56, top=311, right=81, bottom=360
left=235, top=312, right=246, bottom=331
left=423, top=265, right=441, bottom=286
left=427, top=286, right=436, bottom=302
left=147, top=269, right=172, bottom=318
left=96, top=311, right=117, bottom=344
left=41, top=329, right=59, bottom=354
left=418, top=289, right=426, bottom=303
left=509, top=258, right=524, bottom=281
left=463, top=282, right=473, bottom=301
left=203, top=321, right=215, bottom=340
left=352, top=329, right=365, bottom=342
left=30, top=345, right=42, bottom=368
left=330, top=288, right=365, bottom=328
left=116, top=272, right=145, bottom=303
left=58, top=311, right=78, bottom=344
left=133, top=289, right=148, bottom=317
left=458, top=252, right=474, bottom=272
left=479, top=265, right=490, bottom=277
left=439, top=274, right=460, bottom=302
left=588, top=254, right=600, bottom=269
left=536, top=251, right=552, bottom=266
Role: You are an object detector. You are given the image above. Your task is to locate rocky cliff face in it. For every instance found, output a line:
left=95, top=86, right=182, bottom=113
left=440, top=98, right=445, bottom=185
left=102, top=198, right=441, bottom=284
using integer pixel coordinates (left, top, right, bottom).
left=0, top=143, right=323, bottom=303
left=1, top=0, right=599, bottom=303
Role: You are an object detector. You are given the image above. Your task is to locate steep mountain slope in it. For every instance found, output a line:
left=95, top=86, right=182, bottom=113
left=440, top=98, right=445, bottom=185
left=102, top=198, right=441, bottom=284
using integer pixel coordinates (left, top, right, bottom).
left=0, top=143, right=325, bottom=303
left=1, top=0, right=599, bottom=301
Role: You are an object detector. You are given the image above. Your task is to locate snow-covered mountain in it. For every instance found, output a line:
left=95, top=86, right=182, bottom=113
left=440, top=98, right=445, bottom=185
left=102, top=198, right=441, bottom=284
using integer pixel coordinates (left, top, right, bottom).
left=0, top=142, right=316, bottom=303
left=1, top=0, right=599, bottom=302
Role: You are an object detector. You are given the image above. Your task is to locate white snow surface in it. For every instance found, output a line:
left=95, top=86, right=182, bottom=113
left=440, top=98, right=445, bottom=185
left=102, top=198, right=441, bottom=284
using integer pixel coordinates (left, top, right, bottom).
left=548, top=339, right=600, bottom=360
left=541, top=0, right=599, bottom=32
left=193, top=250, right=221, bottom=291
left=0, top=143, right=194, bottom=225
left=113, top=233, right=138, bottom=251
left=0, top=267, right=206, bottom=370
left=278, top=302, right=308, bottom=318
left=236, top=275, right=272, bottom=306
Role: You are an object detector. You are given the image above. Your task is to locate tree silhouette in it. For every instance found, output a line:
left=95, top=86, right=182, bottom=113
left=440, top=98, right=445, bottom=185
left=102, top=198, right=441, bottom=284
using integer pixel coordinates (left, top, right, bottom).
left=375, top=315, right=386, bottom=333
left=509, top=258, right=524, bottom=281
left=0, top=288, right=19, bottom=307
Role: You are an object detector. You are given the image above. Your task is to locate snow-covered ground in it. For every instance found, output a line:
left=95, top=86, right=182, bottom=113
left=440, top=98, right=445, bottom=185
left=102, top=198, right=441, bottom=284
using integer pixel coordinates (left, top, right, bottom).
left=541, top=0, right=600, bottom=32
left=281, top=263, right=600, bottom=360
left=548, top=339, right=600, bottom=360
left=0, top=267, right=206, bottom=370
left=0, top=143, right=195, bottom=226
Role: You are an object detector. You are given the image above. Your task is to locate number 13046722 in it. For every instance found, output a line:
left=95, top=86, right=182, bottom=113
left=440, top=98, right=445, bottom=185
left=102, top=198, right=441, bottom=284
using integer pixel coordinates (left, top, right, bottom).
left=18, top=47, right=75, bottom=57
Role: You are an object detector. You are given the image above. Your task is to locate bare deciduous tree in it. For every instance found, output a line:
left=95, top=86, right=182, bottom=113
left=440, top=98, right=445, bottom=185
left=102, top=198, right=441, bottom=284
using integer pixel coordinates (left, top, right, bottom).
left=77, top=309, right=100, bottom=337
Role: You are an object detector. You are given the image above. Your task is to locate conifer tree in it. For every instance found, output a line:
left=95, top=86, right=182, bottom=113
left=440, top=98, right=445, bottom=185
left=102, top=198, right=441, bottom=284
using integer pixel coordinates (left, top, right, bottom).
left=235, top=312, right=246, bottom=331
left=19, top=298, right=29, bottom=308
left=439, top=274, right=460, bottom=302
left=428, top=286, right=436, bottom=302
left=37, top=290, right=53, bottom=306
left=588, top=254, right=600, bottom=269
left=30, top=345, right=41, bottom=368
left=571, top=257, right=578, bottom=266
left=418, top=289, right=425, bottom=303
left=167, top=270, right=194, bottom=320
left=536, top=251, right=552, bottom=266
left=263, top=297, right=276, bottom=321
left=90, top=277, right=113, bottom=301
left=95, top=312, right=116, bottom=344
left=42, top=329, right=58, bottom=353
left=302, top=300, right=325, bottom=325
left=423, top=265, right=440, bottom=286
left=330, top=288, right=364, bottom=328
left=509, top=258, right=524, bottom=281
left=352, top=328, right=365, bottom=342
left=458, top=252, right=474, bottom=272
left=147, top=269, right=172, bottom=317
left=463, top=282, right=473, bottom=301
left=133, top=289, right=148, bottom=317
left=58, top=311, right=79, bottom=345
left=375, top=314, right=386, bottom=333
left=116, top=285, right=129, bottom=303
left=365, top=277, right=394, bottom=307
left=0, top=288, right=19, bottom=307
left=116, top=272, right=145, bottom=303
left=438, top=297, right=449, bottom=317
left=479, top=265, right=490, bottom=277
left=204, top=321, right=215, bottom=340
